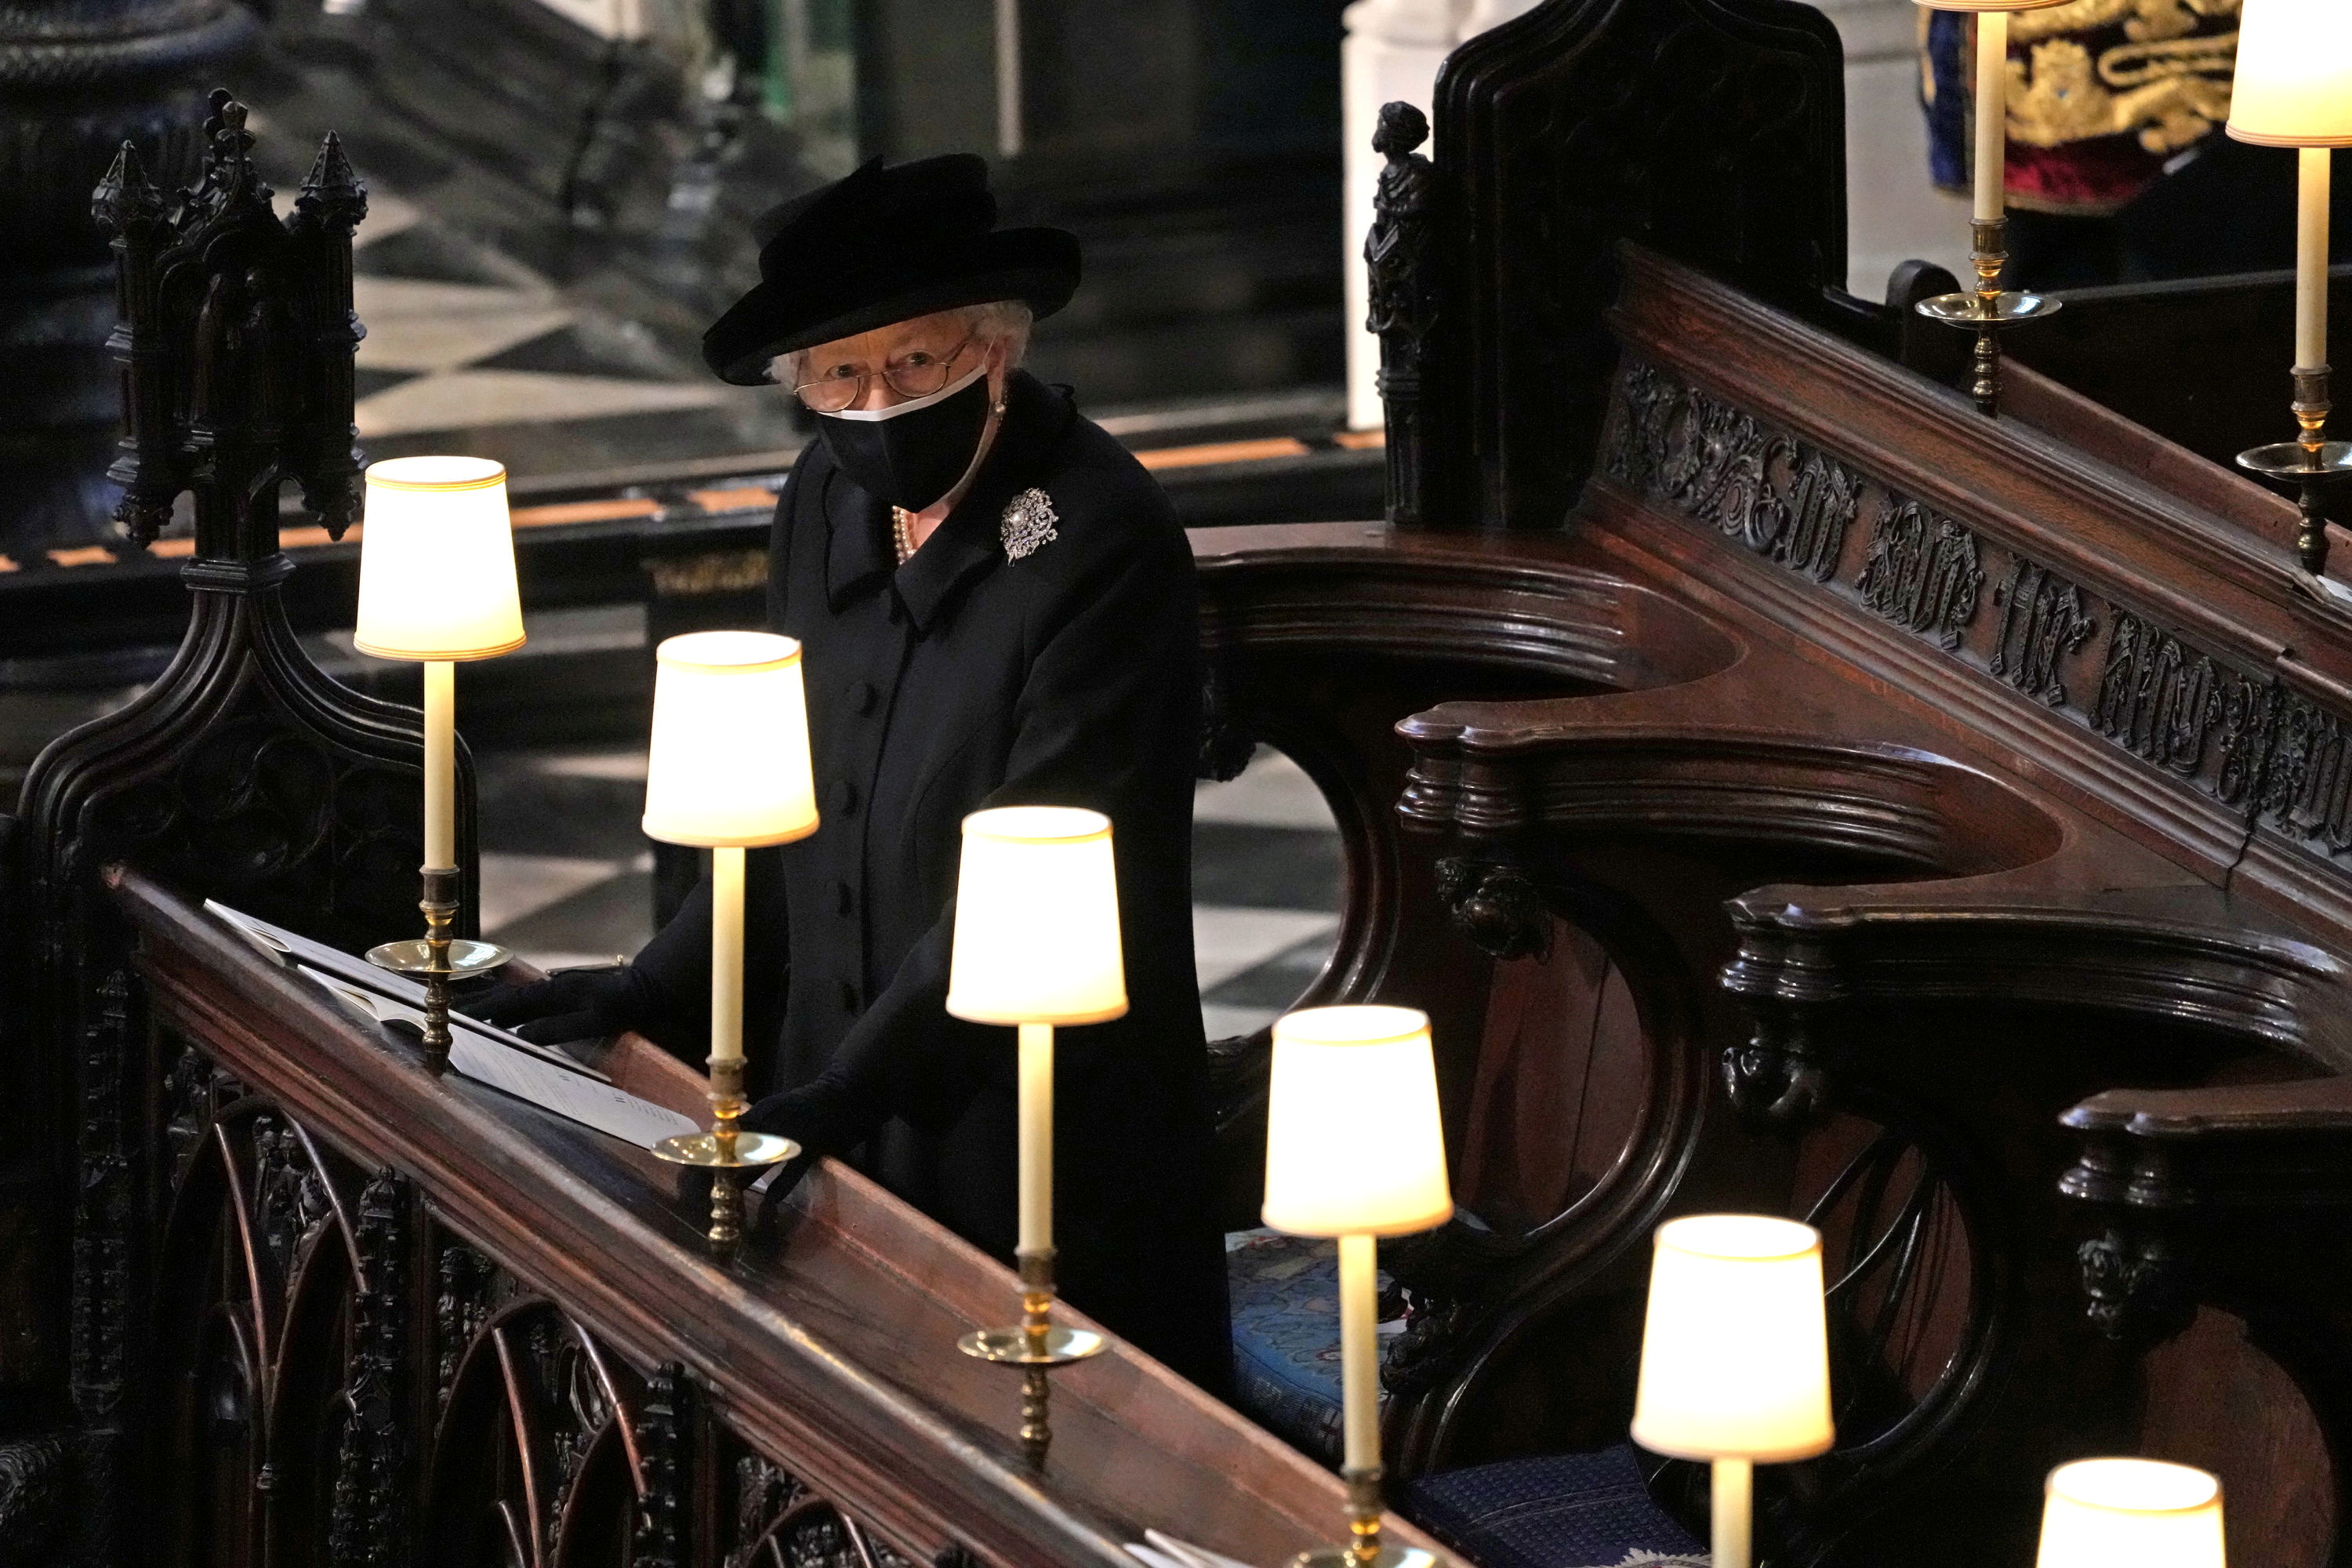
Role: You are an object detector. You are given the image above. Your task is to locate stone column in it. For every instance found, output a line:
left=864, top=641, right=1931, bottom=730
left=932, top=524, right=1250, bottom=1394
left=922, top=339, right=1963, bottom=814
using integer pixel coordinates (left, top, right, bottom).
left=0, top=0, right=256, bottom=562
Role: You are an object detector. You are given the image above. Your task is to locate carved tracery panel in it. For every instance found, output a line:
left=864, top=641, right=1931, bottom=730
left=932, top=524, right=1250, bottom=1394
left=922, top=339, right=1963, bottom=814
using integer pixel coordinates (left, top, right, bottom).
left=145, top=1029, right=934, bottom=1568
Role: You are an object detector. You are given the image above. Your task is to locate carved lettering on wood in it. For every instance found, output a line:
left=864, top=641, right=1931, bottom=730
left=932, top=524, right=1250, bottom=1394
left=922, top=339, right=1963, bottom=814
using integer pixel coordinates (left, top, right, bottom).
left=1607, top=359, right=1858, bottom=583
left=1991, top=560, right=2096, bottom=707
left=2263, top=695, right=2352, bottom=855
left=1856, top=503, right=1984, bottom=652
left=1602, top=354, right=2352, bottom=867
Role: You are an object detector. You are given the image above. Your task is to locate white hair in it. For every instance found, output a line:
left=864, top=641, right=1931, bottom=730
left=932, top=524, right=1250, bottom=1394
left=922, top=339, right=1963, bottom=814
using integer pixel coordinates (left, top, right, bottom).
left=770, top=300, right=1034, bottom=388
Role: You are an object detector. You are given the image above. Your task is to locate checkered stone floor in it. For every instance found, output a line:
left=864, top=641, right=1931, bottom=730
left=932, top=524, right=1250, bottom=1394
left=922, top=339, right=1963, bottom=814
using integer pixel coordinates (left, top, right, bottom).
left=477, top=746, right=1342, bottom=1041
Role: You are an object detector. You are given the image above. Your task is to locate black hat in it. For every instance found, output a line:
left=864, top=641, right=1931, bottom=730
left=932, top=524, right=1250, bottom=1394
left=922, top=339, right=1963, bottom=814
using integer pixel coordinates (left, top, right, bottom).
left=701, top=154, right=1080, bottom=386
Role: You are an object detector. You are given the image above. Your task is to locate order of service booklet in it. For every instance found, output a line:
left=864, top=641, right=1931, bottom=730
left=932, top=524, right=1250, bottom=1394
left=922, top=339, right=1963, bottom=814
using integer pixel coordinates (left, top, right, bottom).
left=205, top=899, right=699, bottom=1152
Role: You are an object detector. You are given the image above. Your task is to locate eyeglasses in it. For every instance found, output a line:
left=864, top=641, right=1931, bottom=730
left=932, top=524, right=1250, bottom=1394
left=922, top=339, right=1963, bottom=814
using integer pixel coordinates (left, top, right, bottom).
left=789, top=332, right=980, bottom=412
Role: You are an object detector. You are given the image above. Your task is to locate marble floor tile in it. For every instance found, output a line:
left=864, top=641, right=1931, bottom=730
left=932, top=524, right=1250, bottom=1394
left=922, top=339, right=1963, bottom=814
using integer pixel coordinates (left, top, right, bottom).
left=358, top=303, right=579, bottom=374
left=1191, top=822, right=1343, bottom=910
left=481, top=850, right=642, bottom=932
left=1193, top=907, right=1341, bottom=993
left=536, top=750, right=650, bottom=781
left=356, top=368, right=735, bottom=438
left=490, top=866, right=655, bottom=968
left=1196, top=750, right=1335, bottom=829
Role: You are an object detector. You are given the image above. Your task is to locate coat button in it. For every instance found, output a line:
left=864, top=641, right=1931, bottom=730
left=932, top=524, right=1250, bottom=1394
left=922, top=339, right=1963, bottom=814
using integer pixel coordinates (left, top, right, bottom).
left=851, top=680, right=877, bottom=715
left=840, top=980, right=861, bottom=1013
left=833, top=779, right=859, bottom=815
left=837, top=880, right=855, bottom=916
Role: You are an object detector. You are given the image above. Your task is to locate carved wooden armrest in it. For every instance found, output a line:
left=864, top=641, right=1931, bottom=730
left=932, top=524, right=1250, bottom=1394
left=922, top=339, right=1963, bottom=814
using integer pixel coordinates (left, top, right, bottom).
left=2061, top=1074, right=2352, bottom=1212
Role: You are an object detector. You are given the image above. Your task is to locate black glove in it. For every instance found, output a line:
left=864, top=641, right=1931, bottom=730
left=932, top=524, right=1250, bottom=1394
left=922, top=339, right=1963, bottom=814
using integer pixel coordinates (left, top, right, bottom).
left=473, top=964, right=657, bottom=1047
left=727, top=1077, right=869, bottom=1221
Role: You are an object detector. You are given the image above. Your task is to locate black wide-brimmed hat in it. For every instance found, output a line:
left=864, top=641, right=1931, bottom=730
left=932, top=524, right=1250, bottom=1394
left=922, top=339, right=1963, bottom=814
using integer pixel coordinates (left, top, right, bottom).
left=701, top=154, right=1080, bottom=386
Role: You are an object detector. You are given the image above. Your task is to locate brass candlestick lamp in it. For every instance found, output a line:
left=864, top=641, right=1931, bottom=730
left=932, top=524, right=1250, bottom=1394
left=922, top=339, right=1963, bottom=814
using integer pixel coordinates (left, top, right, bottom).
left=1261, top=1006, right=1452, bottom=1568
left=1912, top=0, right=2068, bottom=416
left=2227, top=0, right=2352, bottom=603
left=946, top=807, right=1128, bottom=1470
left=639, top=632, right=820, bottom=1250
left=1630, top=1217, right=1835, bottom=1568
left=353, top=457, right=527, bottom=1068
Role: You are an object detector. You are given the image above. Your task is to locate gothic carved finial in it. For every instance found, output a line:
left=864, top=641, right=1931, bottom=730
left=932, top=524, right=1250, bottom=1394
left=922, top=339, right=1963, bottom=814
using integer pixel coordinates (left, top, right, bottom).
left=91, top=143, right=165, bottom=238
left=186, top=89, right=271, bottom=227
left=294, top=132, right=368, bottom=236
left=1365, top=99, right=1442, bottom=528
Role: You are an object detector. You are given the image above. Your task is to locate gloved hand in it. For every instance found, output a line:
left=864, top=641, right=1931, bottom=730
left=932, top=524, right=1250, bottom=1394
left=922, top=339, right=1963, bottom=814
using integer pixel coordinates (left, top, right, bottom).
left=731, top=1077, right=869, bottom=1221
left=473, top=964, right=656, bottom=1047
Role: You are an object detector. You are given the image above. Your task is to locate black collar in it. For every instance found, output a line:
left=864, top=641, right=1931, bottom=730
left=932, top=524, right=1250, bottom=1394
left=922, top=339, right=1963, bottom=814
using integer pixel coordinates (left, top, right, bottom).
left=820, top=370, right=1077, bottom=633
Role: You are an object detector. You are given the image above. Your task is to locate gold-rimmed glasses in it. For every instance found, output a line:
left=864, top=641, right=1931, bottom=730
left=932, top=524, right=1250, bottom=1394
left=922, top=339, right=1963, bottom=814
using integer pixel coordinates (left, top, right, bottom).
left=791, top=332, right=980, bottom=412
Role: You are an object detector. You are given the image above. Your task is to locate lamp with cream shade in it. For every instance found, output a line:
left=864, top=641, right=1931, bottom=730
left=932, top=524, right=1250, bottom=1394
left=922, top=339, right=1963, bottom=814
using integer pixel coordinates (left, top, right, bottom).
left=1261, top=1004, right=1450, bottom=1568
left=1631, top=1214, right=1835, bottom=1568
left=2038, top=1458, right=2226, bottom=1568
left=2230, top=0, right=2352, bottom=599
left=946, top=805, right=1127, bottom=1469
left=640, top=630, right=820, bottom=1250
left=1911, top=0, right=2069, bottom=416
left=353, top=456, right=527, bottom=1068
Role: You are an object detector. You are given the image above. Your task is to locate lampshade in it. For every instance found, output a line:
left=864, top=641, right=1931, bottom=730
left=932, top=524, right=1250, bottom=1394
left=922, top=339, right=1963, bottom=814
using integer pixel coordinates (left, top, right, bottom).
left=2229, top=0, right=2352, bottom=147
left=1630, top=1215, right=1835, bottom=1463
left=1261, top=1005, right=1454, bottom=1238
left=353, top=456, right=527, bottom=660
left=640, top=631, right=819, bottom=848
left=944, top=806, right=1129, bottom=1025
left=2038, top=1460, right=2226, bottom=1568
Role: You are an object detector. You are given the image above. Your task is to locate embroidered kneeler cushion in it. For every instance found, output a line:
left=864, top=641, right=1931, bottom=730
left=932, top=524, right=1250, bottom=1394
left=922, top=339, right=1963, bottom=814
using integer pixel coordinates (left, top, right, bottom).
left=1396, top=1446, right=1709, bottom=1568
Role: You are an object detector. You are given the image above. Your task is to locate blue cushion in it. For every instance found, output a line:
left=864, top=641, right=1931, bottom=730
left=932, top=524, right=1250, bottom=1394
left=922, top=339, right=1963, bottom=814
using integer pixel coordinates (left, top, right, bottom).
left=1226, top=1229, right=1361, bottom=1460
left=1397, top=1446, right=1708, bottom=1568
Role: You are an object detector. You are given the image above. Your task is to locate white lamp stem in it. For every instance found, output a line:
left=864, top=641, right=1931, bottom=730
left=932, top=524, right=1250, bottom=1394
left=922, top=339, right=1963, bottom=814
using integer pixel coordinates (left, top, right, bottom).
left=423, top=659, right=455, bottom=871
left=1973, top=10, right=2009, bottom=223
left=1712, top=1457, right=1754, bottom=1568
left=2301, top=146, right=2332, bottom=371
left=710, top=844, right=745, bottom=1066
left=1018, top=1022, right=1053, bottom=1254
left=1339, top=1230, right=1381, bottom=1474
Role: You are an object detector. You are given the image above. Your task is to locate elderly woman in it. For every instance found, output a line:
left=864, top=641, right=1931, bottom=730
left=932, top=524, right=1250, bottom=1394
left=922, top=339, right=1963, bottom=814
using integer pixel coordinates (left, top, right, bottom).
left=485, top=154, right=1231, bottom=1393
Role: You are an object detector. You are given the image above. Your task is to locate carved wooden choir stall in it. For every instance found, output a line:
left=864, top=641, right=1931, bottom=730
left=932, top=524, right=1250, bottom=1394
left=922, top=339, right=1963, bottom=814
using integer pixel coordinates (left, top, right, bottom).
left=10, top=2, right=2352, bottom=1566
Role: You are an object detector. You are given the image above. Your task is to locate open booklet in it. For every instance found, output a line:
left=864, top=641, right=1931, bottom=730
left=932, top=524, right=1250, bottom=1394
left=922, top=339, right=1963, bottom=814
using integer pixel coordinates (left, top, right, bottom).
left=1123, top=1531, right=1261, bottom=1568
left=205, top=900, right=699, bottom=1152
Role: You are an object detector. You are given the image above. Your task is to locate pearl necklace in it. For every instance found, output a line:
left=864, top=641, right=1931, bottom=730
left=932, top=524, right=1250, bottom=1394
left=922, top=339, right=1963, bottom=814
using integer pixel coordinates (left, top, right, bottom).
left=892, top=506, right=918, bottom=566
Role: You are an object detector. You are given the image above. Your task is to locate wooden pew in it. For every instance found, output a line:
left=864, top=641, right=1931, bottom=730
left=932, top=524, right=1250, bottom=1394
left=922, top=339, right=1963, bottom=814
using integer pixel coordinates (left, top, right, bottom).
left=114, top=863, right=1442, bottom=1566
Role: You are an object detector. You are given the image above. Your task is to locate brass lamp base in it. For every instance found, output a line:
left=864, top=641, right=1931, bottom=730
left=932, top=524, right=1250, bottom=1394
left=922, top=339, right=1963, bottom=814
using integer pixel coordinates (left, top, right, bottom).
left=365, top=937, right=512, bottom=977
left=956, top=1247, right=1105, bottom=1470
left=2238, top=365, right=2352, bottom=602
left=1915, top=218, right=2063, bottom=417
left=652, top=1130, right=799, bottom=1167
left=368, top=866, right=468, bottom=1071
left=957, top=1324, right=1105, bottom=1364
left=649, top=1058, right=797, bottom=1254
left=1285, top=1465, right=1434, bottom=1568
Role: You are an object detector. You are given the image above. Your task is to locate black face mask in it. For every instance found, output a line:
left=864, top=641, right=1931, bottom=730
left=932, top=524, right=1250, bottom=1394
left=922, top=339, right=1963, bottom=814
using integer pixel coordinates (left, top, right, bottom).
left=815, top=368, right=993, bottom=512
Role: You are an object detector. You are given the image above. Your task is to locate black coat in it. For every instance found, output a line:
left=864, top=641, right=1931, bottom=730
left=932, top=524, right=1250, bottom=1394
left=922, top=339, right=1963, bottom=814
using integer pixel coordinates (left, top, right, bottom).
left=633, top=371, right=1232, bottom=1392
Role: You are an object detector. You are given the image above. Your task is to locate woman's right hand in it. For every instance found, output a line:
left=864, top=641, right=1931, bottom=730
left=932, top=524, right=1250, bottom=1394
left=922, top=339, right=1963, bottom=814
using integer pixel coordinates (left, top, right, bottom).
left=473, top=964, right=654, bottom=1047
